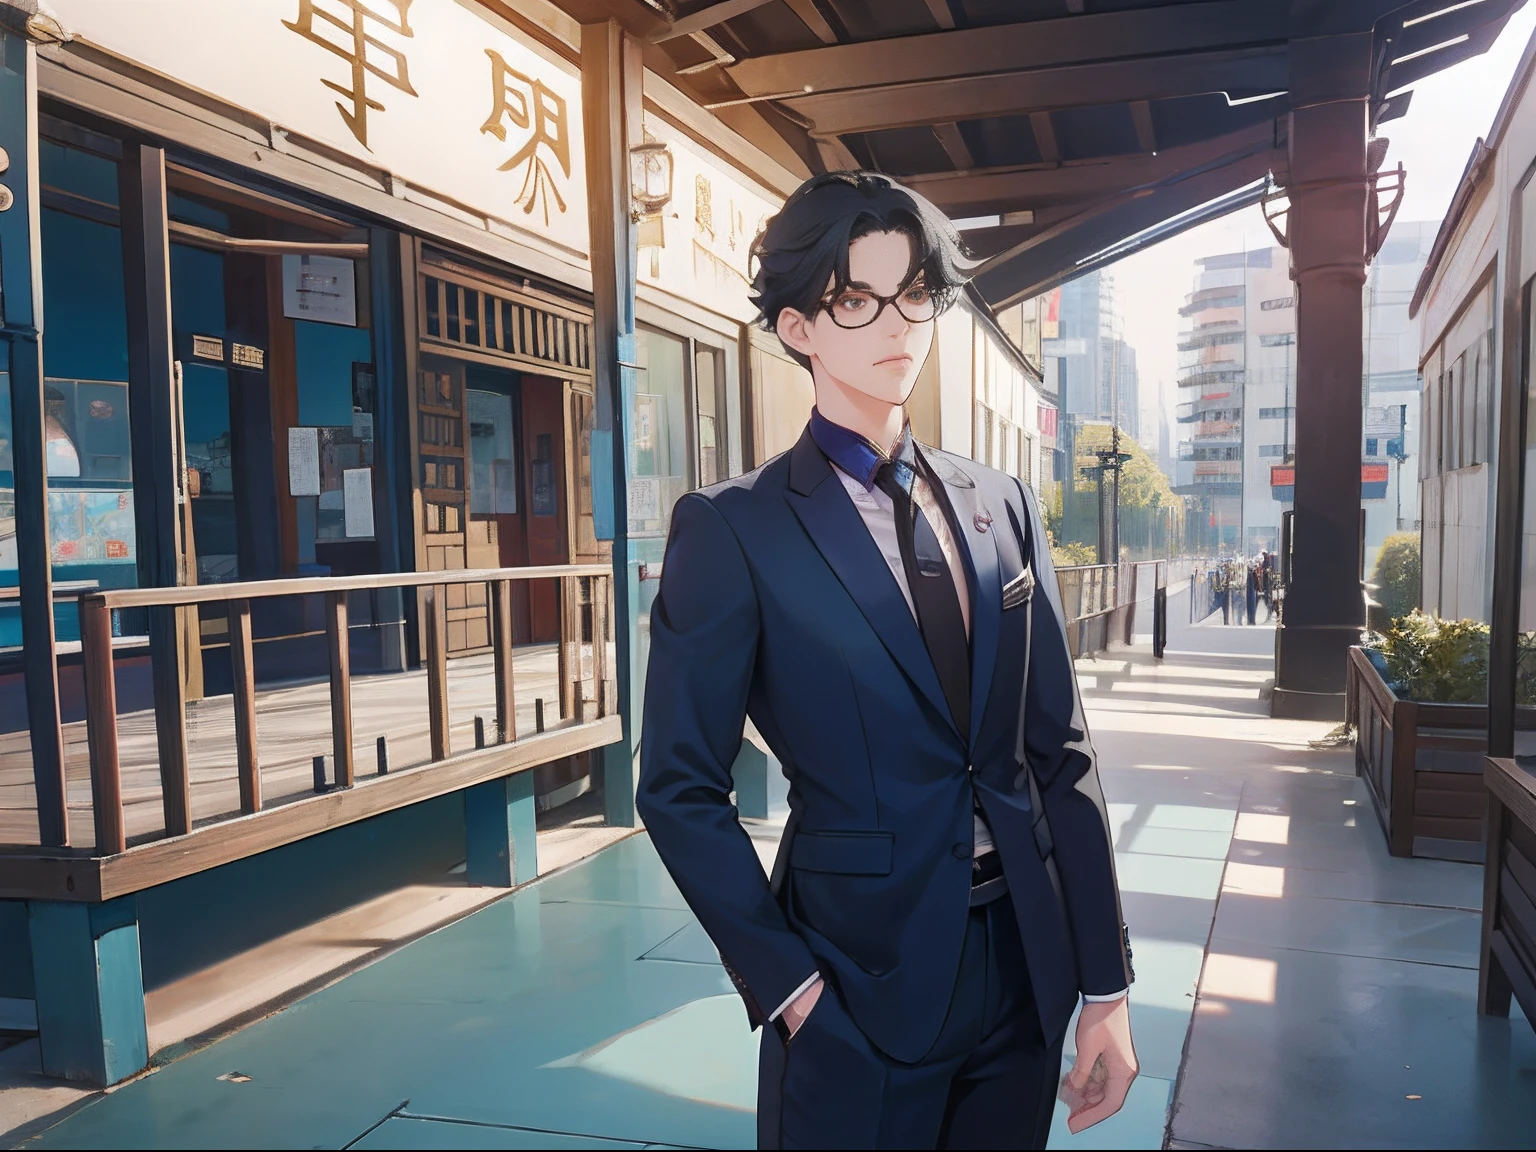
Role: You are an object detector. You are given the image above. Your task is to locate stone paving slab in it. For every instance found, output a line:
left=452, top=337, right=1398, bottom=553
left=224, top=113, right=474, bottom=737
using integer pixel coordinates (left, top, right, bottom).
left=21, top=615, right=1536, bottom=1149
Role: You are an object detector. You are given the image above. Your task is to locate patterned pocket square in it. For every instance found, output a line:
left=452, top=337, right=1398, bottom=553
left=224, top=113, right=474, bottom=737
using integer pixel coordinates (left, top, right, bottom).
left=1002, top=568, right=1036, bottom=610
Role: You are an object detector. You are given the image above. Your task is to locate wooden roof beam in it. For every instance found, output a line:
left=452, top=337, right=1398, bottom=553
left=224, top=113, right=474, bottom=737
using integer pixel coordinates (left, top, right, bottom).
left=922, top=1, right=956, bottom=31
left=779, top=46, right=1288, bottom=136
left=783, top=0, right=837, bottom=44
left=975, top=149, right=1282, bottom=307
left=932, top=121, right=974, bottom=170
left=905, top=123, right=1279, bottom=214
left=1030, top=112, right=1060, bottom=164
left=726, top=0, right=1286, bottom=97
left=652, top=0, right=777, bottom=44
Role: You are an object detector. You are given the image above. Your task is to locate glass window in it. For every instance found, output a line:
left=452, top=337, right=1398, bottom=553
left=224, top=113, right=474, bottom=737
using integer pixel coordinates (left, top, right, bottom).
left=630, top=327, right=690, bottom=543
left=695, top=344, right=724, bottom=488
left=3, top=144, right=138, bottom=652
left=468, top=389, right=517, bottom=515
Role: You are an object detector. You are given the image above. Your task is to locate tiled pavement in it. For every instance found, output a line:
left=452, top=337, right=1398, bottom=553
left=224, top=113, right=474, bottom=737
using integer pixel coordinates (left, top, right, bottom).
left=13, top=613, right=1536, bottom=1148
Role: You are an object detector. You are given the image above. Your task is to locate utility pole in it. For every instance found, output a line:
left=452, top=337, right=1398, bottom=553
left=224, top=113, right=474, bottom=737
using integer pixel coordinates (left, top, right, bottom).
left=1083, top=425, right=1131, bottom=565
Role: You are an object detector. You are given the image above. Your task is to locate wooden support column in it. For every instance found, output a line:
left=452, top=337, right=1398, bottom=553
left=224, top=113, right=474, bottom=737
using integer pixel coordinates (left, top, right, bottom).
left=581, top=19, right=643, bottom=826
left=119, top=143, right=191, bottom=831
left=464, top=771, right=538, bottom=887
left=1272, top=32, right=1372, bottom=719
left=29, top=897, right=148, bottom=1087
left=0, top=29, right=68, bottom=846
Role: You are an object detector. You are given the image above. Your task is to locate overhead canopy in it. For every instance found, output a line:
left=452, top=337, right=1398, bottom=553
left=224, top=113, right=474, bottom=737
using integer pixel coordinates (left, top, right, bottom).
left=562, top=0, right=1528, bottom=308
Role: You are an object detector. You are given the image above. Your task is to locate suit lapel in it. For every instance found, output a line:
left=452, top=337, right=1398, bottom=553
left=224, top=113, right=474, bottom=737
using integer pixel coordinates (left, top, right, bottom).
left=923, top=449, right=1001, bottom=754
left=785, top=428, right=961, bottom=742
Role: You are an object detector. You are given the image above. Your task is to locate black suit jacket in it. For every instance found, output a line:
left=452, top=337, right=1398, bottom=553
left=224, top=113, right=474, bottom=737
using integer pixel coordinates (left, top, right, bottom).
left=637, top=424, right=1131, bottom=1063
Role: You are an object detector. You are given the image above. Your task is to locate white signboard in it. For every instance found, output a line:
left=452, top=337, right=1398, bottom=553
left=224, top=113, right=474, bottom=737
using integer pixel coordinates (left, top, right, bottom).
left=282, top=254, right=358, bottom=326
left=287, top=426, right=320, bottom=496
left=636, top=111, right=780, bottom=322
left=49, top=0, right=589, bottom=255
left=343, top=466, right=375, bottom=537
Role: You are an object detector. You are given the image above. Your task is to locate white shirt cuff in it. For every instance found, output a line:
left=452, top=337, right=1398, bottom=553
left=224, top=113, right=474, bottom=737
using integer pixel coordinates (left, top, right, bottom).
left=768, top=972, right=823, bottom=1021
left=1083, top=988, right=1129, bottom=1003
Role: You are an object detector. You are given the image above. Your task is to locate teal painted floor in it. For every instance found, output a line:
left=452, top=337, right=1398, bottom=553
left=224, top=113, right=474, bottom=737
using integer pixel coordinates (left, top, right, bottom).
left=21, top=614, right=1536, bottom=1149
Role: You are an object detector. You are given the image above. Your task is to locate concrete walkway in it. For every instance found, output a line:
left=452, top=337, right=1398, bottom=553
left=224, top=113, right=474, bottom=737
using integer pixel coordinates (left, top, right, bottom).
left=10, top=612, right=1536, bottom=1148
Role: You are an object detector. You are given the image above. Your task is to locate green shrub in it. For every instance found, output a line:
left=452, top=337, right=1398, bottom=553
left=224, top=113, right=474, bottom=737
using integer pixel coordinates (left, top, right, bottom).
left=1052, top=541, right=1099, bottom=568
left=1370, top=533, right=1420, bottom=631
left=1364, top=610, right=1536, bottom=705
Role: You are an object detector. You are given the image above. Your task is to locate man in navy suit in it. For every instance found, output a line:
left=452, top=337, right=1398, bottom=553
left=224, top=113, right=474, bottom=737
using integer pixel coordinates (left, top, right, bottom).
left=637, top=172, right=1137, bottom=1149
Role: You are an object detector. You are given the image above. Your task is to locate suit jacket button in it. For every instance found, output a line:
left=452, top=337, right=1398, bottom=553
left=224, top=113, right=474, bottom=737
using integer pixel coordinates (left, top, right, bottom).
left=952, top=843, right=973, bottom=860
left=974, top=511, right=992, bottom=532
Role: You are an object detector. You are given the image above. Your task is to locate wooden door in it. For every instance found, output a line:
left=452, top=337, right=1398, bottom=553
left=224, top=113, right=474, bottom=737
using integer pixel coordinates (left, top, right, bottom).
left=521, top=375, right=569, bottom=643
left=417, top=355, right=489, bottom=653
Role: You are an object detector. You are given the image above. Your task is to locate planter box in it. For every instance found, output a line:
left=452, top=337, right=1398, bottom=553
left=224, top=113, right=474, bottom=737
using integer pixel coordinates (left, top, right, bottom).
left=1346, top=647, right=1513, bottom=861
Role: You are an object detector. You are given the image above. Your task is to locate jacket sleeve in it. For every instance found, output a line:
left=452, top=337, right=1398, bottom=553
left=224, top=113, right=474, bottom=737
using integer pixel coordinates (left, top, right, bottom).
left=1012, top=478, right=1134, bottom=996
left=636, top=492, right=819, bottom=1027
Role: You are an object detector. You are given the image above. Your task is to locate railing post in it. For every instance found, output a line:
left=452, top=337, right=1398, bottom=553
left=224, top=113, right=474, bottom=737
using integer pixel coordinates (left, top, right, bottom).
left=152, top=604, right=191, bottom=837
left=326, top=590, right=355, bottom=788
left=228, top=598, right=261, bottom=813
left=493, top=579, right=517, bottom=743
left=79, top=597, right=124, bottom=855
left=593, top=575, right=610, bottom=718
left=425, top=585, right=450, bottom=761
left=555, top=575, right=569, bottom=720
left=558, top=575, right=579, bottom=720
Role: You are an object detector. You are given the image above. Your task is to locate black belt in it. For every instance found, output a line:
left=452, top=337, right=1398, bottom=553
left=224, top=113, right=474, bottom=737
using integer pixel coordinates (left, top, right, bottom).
left=970, top=850, right=1008, bottom=906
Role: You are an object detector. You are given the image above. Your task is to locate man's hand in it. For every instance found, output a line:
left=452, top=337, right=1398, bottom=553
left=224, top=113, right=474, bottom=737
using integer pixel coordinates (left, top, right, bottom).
left=1061, top=996, right=1137, bottom=1133
left=780, top=976, right=824, bottom=1038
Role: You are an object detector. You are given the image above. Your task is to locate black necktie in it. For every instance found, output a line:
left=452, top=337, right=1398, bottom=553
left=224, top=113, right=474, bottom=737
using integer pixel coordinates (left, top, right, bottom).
left=875, top=460, right=970, bottom=737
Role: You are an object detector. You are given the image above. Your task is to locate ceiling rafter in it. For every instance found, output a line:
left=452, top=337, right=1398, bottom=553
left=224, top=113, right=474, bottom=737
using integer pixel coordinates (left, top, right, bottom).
left=922, top=0, right=957, bottom=32
left=976, top=148, right=1282, bottom=307
left=651, top=0, right=777, bottom=43
left=779, top=47, right=1288, bottom=136
left=1030, top=112, right=1060, bottom=165
left=905, top=123, right=1278, bottom=214
left=932, top=121, right=975, bottom=170
left=782, top=0, right=837, bottom=44
left=726, top=1, right=1288, bottom=98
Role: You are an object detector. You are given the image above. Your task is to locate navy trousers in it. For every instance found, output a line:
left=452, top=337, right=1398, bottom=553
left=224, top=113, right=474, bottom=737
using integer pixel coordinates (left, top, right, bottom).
left=757, top=897, right=1064, bottom=1150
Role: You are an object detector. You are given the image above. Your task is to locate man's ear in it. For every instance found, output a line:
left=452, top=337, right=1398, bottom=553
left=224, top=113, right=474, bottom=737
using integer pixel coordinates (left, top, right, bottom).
left=776, top=307, right=815, bottom=359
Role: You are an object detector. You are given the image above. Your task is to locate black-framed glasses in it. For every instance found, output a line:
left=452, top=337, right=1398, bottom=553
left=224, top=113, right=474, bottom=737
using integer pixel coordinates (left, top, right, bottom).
left=819, top=282, right=948, bottom=329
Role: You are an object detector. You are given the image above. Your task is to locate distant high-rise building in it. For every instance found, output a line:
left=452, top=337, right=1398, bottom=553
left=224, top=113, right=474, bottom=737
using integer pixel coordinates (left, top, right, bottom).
left=1048, top=269, right=1140, bottom=437
left=1178, top=227, right=1433, bottom=559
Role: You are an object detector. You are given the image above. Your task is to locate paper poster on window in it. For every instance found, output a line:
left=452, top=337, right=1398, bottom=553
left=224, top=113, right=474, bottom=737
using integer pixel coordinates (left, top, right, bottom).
left=282, top=254, right=358, bottom=327
left=288, top=427, right=321, bottom=496
left=343, top=467, right=375, bottom=538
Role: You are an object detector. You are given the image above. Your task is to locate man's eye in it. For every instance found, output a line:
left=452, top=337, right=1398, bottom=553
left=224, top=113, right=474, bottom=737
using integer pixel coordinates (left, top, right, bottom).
left=904, top=286, right=932, bottom=304
left=837, top=294, right=870, bottom=311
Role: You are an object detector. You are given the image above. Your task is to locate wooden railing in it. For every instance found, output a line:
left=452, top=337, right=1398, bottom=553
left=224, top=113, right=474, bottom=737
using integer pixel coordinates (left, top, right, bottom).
left=25, top=565, right=614, bottom=873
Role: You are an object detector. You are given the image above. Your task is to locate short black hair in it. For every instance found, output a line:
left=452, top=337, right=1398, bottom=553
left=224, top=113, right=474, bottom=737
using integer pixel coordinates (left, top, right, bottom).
left=749, top=171, right=978, bottom=370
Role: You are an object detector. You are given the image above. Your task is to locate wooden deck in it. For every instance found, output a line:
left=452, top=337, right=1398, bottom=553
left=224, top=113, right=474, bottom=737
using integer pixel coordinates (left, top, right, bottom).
left=0, top=641, right=612, bottom=853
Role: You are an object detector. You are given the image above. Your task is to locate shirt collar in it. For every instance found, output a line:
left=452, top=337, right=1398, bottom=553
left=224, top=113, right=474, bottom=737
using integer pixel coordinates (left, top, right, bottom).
left=809, top=407, right=916, bottom=492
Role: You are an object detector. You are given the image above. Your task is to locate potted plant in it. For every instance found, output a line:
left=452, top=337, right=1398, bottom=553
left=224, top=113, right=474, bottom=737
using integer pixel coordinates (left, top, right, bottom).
left=1349, top=613, right=1536, bottom=860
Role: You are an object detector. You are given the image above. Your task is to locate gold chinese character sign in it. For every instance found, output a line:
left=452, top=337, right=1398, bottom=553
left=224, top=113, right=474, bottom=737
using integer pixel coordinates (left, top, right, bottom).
left=481, top=49, right=571, bottom=226
left=285, top=0, right=417, bottom=149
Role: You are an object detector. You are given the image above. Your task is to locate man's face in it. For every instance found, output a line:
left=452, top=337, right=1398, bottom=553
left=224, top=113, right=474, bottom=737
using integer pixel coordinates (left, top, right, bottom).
left=776, top=229, right=937, bottom=408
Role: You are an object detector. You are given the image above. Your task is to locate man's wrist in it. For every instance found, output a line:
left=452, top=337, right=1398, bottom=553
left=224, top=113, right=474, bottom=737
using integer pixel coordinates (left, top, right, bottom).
left=1082, top=988, right=1129, bottom=1004
left=769, top=971, right=823, bottom=1022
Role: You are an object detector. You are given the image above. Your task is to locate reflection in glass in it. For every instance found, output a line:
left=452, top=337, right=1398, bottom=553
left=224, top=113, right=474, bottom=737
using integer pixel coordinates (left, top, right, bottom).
left=469, top=389, right=518, bottom=515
